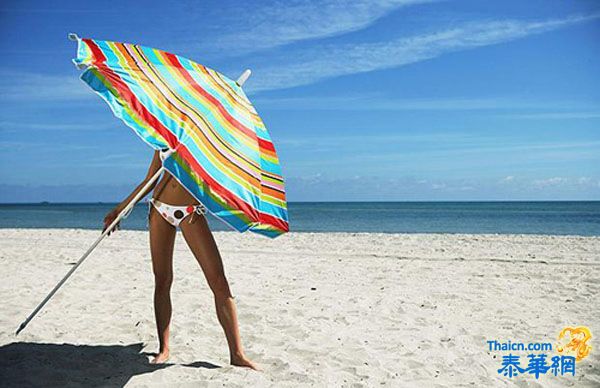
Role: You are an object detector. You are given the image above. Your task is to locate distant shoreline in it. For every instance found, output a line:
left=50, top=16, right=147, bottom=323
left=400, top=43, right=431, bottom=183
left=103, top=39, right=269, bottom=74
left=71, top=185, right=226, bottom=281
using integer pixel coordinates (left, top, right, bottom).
left=1, top=227, right=599, bottom=239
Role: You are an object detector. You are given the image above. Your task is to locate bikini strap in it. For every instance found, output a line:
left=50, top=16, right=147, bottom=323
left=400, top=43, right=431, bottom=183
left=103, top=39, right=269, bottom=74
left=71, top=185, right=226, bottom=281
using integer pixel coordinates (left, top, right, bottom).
left=194, top=204, right=206, bottom=214
left=188, top=203, right=206, bottom=224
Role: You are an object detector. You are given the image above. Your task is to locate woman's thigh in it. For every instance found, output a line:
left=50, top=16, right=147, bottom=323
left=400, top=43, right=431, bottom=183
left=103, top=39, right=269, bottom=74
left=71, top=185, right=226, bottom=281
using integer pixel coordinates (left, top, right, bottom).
left=149, top=205, right=177, bottom=279
left=179, top=215, right=229, bottom=292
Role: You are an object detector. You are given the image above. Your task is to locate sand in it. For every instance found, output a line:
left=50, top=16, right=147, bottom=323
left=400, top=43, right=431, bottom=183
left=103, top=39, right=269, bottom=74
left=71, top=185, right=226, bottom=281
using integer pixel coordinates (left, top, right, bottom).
left=0, top=229, right=599, bottom=387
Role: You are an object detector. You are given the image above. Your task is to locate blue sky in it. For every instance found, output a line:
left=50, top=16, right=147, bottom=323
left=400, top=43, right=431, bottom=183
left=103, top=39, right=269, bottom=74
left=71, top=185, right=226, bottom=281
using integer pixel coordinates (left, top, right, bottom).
left=0, top=0, right=599, bottom=202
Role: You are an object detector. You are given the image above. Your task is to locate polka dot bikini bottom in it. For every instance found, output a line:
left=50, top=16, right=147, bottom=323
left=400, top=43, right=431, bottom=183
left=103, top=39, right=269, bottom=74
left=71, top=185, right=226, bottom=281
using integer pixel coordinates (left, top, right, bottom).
left=148, top=198, right=207, bottom=228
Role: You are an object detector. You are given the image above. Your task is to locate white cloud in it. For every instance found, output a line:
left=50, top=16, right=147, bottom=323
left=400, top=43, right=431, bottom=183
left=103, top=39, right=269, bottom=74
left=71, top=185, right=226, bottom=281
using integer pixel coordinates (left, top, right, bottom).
left=255, top=95, right=521, bottom=110
left=277, top=131, right=477, bottom=148
left=0, top=120, right=114, bottom=132
left=531, top=176, right=600, bottom=189
left=0, top=140, right=98, bottom=152
left=0, top=69, right=92, bottom=101
left=197, top=0, right=437, bottom=55
left=533, top=177, right=565, bottom=188
left=499, top=112, right=600, bottom=119
left=578, top=177, right=592, bottom=185
left=246, top=13, right=600, bottom=92
left=280, top=132, right=600, bottom=156
left=255, top=94, right=600, bottom=112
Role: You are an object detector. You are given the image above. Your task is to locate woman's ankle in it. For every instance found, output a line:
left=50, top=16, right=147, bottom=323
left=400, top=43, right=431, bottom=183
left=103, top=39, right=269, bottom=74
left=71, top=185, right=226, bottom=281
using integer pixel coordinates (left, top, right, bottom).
left=230, top=349, right=246, bottom=360
left=151, top=349, right=170, bottom=364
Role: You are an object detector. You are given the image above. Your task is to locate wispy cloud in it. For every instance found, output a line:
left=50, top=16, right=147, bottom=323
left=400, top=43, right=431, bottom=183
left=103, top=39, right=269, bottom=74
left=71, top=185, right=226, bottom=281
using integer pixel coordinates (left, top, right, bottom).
left=530, top=176, right=600, bottom=189
left=256, top=95, right=516, bottom=110
left=0, top=69, right=92, bottom=101
left=255, top=94, right=600, bottom=111
left=285, top=174, right=600, bottom=201
left=0, top=120, right=115, bottom=132
left=279, top=132, right=600, bottom=152
left=246, top=13, right=600, bottom=92
left=192, top=0, right=437, bottom=55
left=282, top=139, right=600, bottom=175
left=0, top=7, right=117, bottom=13
left=0, top=140, right=98, bottom=152
left=532, top=176, right=567, bottom=188
left=498, top=112, right=600, bottom=119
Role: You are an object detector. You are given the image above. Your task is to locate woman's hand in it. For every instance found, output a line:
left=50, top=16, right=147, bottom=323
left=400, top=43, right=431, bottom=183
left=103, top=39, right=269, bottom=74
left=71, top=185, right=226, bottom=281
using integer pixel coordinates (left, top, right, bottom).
left=103, top=207, right=122, bottom=235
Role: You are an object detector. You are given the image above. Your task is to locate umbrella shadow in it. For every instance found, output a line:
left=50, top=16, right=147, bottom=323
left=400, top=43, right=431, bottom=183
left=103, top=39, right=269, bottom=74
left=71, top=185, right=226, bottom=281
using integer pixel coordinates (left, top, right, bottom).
left=0, top=341, right=218, bottom=387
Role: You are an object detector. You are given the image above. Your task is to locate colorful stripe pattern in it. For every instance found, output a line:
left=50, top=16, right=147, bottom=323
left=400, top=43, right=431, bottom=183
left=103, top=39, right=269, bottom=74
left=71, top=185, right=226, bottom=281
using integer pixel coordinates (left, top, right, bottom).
left=74, top=38, right=288, bottom=237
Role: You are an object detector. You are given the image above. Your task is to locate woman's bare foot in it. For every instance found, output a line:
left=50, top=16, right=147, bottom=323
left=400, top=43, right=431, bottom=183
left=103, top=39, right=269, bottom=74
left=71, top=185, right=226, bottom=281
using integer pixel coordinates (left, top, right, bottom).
left=150, top=350, right=170, bottom=364
left=231, top=352, right=260, bottom=370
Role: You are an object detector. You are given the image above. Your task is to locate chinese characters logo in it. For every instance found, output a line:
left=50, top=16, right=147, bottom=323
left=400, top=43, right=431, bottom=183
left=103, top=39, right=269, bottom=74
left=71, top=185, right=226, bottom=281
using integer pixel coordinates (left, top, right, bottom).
left=497, top=353, right=575, bottom=378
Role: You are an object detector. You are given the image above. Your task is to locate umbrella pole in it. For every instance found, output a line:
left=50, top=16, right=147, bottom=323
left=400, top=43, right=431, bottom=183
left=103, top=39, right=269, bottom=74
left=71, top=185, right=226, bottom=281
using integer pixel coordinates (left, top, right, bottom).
left=15, top=161, right=169, bottom=336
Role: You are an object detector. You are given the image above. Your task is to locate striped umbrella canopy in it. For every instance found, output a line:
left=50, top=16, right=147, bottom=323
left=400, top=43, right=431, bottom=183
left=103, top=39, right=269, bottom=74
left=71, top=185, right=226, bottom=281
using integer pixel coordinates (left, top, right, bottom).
left=72, top=37, right=288, bottom=237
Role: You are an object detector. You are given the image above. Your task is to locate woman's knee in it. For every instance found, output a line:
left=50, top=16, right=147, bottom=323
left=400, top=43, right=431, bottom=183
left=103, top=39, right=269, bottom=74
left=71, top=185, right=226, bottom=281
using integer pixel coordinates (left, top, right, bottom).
left=154, top=272, right=173, bottom=292
left=209, top=274, right=232, bottom=299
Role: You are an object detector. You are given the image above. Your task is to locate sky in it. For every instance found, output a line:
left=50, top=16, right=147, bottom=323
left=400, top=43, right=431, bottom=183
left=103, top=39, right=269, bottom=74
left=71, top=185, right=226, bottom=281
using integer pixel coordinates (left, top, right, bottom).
left=0, top=0, right=599, bottom=202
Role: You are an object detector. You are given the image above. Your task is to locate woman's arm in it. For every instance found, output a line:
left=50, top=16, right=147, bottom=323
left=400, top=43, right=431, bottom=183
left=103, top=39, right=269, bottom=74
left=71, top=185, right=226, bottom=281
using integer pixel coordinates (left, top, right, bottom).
left=103, top=151, right=162, bottom=233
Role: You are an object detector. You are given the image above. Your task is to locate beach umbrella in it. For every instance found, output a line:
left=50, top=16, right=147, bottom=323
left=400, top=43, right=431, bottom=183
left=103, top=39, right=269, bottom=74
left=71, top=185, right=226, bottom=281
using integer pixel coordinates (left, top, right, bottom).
left=15, top=34, right=288, bottom=335
left=72, top=34, right=288, bottom=237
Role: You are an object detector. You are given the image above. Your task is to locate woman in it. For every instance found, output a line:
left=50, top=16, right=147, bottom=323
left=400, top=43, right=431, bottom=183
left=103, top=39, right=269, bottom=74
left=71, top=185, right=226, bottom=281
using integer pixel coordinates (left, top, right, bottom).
left=103, top=148, right=258, bottom=369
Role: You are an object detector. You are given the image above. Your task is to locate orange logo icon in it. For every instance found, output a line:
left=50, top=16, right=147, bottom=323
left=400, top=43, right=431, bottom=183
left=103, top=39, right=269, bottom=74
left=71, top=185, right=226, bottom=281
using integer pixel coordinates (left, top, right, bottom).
left=556, top=326, right=592, bottom=362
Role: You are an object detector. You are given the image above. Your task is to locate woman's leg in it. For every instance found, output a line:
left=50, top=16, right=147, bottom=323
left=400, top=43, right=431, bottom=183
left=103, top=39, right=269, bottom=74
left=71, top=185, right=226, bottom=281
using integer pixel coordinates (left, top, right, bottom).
left=180, top=215, right=259, bottom=370
left=148, top=204, right=177, bottom=364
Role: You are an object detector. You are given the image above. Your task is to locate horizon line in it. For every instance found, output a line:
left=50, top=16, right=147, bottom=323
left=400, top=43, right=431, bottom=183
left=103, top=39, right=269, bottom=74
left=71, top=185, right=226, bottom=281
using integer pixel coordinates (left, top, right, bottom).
left=0, top=199, right=599, bottom=205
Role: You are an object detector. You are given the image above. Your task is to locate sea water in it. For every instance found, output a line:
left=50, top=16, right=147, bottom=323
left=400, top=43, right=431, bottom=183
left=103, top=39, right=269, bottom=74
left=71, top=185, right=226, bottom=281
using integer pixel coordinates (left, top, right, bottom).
left=0, top=201, right=598, bottom=236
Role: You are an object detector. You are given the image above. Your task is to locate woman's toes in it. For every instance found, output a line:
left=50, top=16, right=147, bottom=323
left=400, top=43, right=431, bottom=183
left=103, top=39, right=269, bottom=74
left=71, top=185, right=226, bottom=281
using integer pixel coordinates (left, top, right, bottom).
left=231, top=355, right=261, bottom=371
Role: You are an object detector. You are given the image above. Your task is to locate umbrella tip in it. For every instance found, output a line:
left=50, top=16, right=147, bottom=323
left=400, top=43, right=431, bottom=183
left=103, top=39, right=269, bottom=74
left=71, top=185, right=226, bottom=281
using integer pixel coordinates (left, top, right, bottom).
left=236, top=69, right=251, bottom=87
left=68, top=33, right=80, bottom=41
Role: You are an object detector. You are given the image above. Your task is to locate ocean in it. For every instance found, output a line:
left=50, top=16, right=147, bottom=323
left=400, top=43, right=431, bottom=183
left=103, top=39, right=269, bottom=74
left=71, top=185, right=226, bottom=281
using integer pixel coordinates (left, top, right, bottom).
left=0, top=201, right=598, bottom=236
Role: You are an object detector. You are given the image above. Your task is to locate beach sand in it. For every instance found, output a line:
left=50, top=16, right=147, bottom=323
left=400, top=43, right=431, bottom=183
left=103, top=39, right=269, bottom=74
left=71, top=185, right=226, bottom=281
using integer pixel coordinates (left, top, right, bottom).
left=1, top=229, right=599, bottom=387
